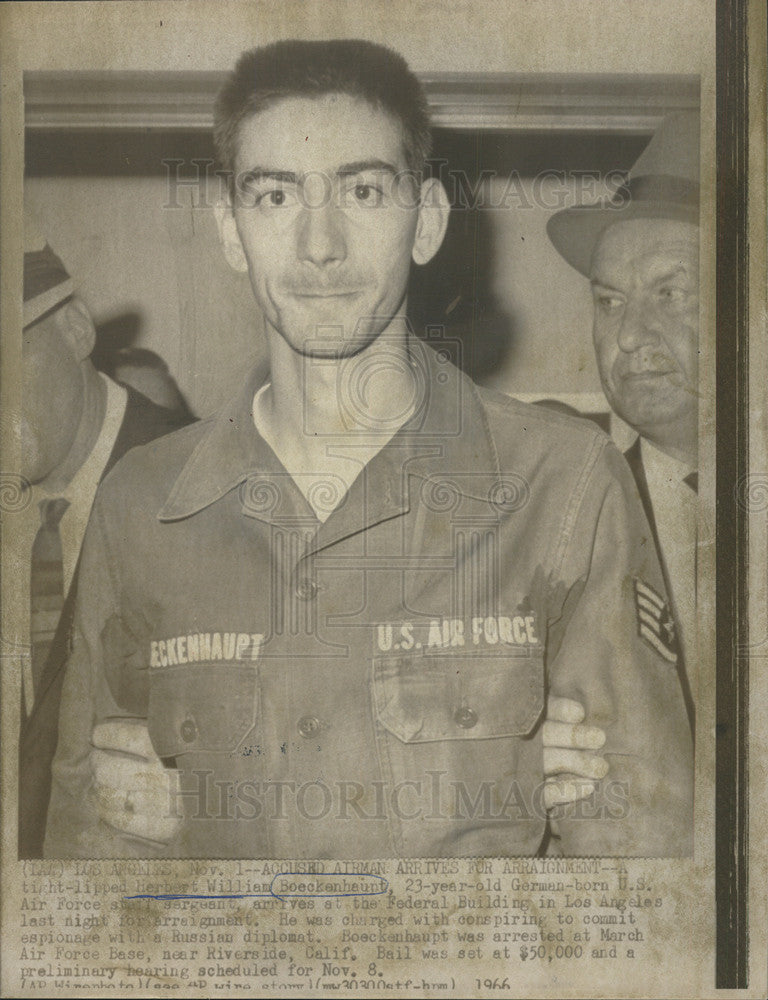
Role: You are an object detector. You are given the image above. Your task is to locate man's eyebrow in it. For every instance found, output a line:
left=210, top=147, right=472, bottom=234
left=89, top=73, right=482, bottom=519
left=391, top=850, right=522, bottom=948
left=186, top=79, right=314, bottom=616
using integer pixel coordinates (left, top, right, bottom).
left=590, top=264, right=691, bottom=290
left=239, top=161, right=401, bottom=185
left=240, top=169, right=299, bottom=184
left=649, top=264, right=690, bottom=284
left=335, top=159, right=399, bottom=177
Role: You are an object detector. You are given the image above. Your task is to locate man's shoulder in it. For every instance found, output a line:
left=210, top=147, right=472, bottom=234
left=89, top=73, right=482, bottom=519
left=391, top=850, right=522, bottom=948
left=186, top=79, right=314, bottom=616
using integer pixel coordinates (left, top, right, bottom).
left=112, top=387, right=196, bottom=461
left=123, top=387, right=193, bottom=434
left=472, top=383, right=636, bottom=494
left=98, top=416, right=213, bottom=507
left=475, top=384, right=610, bottom=453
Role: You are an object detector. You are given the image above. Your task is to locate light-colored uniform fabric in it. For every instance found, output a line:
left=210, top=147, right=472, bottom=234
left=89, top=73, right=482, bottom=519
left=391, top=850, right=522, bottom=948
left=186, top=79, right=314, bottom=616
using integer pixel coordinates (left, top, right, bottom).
left=45, top=341, right=693, bottom=859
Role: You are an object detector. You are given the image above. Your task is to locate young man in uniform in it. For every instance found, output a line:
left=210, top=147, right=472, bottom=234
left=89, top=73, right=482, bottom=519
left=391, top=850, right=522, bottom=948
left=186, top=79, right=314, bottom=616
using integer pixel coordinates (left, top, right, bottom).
left=45, top=40, right=692, bottom=859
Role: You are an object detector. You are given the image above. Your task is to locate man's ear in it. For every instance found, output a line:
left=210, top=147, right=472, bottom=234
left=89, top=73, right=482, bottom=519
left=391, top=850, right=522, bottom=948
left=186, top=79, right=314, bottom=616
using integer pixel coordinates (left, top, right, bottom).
left=412, top=178, right=451, bottom=266
left=214, top=199, right=249, bottom=274
left=58, top=298, right=96, bottom=362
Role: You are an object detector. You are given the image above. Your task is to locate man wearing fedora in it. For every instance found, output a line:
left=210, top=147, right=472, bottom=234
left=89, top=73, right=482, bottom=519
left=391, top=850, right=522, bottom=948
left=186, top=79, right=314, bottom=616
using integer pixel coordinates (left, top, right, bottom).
left=547, top=113, right=699, bottom=726
left=16, top=209, right=193, bottom=858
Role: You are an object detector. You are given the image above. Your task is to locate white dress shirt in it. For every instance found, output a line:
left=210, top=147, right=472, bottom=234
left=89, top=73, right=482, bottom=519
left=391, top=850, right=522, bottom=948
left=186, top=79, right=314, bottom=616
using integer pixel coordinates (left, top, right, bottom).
left=640, top=437, right=697, bottom=694
left=18, top=374, right=127, bottom=711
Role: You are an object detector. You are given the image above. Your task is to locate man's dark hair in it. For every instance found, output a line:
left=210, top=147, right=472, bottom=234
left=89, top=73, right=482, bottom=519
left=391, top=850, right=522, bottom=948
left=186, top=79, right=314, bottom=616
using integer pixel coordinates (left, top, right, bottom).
left=214, top=39, right=432, bottom=190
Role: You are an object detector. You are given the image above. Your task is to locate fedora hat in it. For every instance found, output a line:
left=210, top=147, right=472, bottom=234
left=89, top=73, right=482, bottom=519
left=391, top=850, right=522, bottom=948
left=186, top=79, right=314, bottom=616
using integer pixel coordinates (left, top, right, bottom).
left=546, top=112, right=700, bottom=277
left=23, top=207, right=73, bottom=328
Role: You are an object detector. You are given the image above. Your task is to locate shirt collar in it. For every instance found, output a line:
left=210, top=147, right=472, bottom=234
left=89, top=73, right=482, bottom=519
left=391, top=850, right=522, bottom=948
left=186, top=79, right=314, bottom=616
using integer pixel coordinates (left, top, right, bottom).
left=159, top=365, right=276, bottom=520
left=640, top=436, right=696, bottom=491
left=158, top=336, right=500, bottom=523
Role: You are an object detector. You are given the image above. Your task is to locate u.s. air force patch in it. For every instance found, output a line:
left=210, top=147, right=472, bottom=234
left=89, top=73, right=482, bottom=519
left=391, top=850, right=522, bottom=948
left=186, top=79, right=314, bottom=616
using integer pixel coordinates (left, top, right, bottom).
left=633, top=578, right=678, bottom=663
left=375, top=614, right=540, bottom=655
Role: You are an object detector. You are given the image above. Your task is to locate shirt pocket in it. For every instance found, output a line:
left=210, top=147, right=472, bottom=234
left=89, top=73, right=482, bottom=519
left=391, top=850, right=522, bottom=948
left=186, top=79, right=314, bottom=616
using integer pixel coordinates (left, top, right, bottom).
left=148, top=662, right=259, bottom=757
left=372, top=652, right=543, bottom=743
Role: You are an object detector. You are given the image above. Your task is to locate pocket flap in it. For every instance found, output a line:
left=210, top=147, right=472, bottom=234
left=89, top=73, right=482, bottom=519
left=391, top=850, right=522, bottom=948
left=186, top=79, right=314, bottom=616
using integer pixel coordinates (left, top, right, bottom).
left=373, top=653, right=543, bottom=743
left=148, top=663, right=258, bottom=756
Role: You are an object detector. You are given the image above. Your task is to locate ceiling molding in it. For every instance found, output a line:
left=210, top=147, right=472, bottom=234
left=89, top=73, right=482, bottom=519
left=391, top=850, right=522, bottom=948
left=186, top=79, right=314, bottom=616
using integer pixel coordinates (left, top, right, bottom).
left=24, top=71, right=699, bottom=132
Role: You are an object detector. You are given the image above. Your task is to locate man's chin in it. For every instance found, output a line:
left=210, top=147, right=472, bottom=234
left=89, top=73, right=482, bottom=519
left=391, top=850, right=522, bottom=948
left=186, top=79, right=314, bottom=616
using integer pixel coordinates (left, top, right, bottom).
left=612, top=371, right=689, bottom=409
left=613, top=396, right=694, bottom=438
left=276, top=317, right=386, bottom=361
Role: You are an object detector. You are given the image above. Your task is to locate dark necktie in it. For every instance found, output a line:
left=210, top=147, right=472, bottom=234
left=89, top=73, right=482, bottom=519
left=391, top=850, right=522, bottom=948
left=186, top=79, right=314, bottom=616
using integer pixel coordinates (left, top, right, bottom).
left=30, top=497, right=70, bottom=695
left=684, top=471, right=698, bottom=493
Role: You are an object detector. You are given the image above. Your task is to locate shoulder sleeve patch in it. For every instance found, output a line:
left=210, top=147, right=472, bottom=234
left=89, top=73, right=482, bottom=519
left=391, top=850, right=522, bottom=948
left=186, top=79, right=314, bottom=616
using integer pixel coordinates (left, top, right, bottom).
left=634, top=578, right=678, bottom=664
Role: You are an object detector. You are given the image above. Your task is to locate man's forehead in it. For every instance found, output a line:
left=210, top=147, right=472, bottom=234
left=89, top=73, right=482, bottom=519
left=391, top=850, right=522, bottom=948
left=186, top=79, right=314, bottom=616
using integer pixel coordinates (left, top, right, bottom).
left=591, top=219, right=699, bottom=280
left=233, top=93, right=409, bottom=173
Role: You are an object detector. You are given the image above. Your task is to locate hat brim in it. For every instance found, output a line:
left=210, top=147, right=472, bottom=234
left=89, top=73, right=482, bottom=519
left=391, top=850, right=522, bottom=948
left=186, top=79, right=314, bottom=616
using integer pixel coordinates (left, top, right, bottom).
left=546, top=200, right=699, bottom=278
left=23, top=277, right=74, bottom=328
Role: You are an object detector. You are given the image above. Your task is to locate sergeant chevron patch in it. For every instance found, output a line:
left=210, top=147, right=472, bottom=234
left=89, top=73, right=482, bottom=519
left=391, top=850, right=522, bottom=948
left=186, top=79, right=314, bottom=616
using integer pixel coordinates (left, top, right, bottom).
left=633, top=578, right=678, bottom=663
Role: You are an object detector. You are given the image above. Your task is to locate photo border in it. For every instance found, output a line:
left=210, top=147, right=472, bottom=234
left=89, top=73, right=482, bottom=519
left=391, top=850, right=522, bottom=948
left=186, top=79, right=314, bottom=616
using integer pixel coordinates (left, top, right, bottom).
left=0, top=1, right=764, bottom=995
left=715, top=0, right=751, bottom=987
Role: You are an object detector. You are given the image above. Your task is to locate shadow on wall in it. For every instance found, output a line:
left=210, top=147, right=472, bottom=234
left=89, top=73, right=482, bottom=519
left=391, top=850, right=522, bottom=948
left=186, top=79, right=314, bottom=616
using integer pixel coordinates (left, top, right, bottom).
left=92, top=313, right=196, bottom=420
left=408, top=131, right=519, bottom=383
left=408, top=185, right=516, bottom=383
left=408, top=128, right=654, bottom=390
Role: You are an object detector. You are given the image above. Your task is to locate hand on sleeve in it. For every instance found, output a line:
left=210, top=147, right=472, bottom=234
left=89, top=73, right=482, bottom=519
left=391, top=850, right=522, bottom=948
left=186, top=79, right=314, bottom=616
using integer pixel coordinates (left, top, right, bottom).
left=91, top=719, right=182, bottom=845
left=542, top=696, right=608, bottom=809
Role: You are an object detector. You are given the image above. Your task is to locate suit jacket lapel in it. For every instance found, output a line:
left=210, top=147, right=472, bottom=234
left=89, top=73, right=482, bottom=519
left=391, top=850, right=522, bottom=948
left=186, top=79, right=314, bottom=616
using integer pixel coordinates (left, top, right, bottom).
left=624, top=436, right=695, bottom=735
left=624, top=437, right=660, bottom=549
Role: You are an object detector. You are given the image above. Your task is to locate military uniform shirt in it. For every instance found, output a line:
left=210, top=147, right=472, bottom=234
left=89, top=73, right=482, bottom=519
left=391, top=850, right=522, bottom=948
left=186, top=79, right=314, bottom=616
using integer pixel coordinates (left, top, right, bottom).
left=45, top=339, right=693, bottom=859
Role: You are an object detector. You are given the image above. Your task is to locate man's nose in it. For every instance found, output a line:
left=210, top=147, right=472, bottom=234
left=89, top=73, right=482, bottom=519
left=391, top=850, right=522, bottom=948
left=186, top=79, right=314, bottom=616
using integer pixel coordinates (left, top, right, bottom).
left=296, top=202, right=347, bottom=267
left=616, top=296, right=662, bottom=353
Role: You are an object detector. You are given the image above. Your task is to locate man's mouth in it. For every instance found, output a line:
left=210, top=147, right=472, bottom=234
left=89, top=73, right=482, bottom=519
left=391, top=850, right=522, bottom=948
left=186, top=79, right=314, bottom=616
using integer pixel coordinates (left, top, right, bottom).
left=620, top=368, right=675, bottom=381
left=288, top=289, right=362, bottom=299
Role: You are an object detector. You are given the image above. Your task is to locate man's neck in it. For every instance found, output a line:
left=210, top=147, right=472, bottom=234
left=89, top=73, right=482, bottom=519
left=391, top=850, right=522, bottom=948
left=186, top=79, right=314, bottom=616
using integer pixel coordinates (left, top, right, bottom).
left=254, top=320, right=421, bottom=520
left=258, top=320, right=420, bottom=472
left=638, top=414, right=697, bottom=471
left=641, top=436, right=697, bottom=471
left=639, top=432, right=697, bottom=476
left=40, top=365, right=108, bottom=494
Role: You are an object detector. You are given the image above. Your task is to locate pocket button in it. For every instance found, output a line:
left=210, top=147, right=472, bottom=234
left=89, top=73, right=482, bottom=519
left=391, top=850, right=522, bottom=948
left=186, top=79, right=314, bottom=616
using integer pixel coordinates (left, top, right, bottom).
left=180, top=718, right=197, bottom=743
left=454, top=707, right=478, bottom=729
left=298, top=715, right=321, bottom=738
left=295, top=579, right=318, bottom=601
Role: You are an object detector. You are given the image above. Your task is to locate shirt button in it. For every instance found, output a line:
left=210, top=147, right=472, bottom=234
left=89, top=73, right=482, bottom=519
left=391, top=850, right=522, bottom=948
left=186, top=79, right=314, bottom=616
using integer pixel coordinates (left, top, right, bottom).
left=180, top=719, right=197, bottom=743
left=295, top=578, right=318, bottom=601
left=297, top=715, right=321, bottom=738
left=454, top=707, right=478, bottom=729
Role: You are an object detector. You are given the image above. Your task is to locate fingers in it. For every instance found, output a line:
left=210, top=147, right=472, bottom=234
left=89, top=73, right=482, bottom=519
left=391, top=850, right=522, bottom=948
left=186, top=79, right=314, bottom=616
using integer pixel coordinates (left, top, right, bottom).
left=91, top=749, right=168, bottom=791
left=542, top=694, right=610, bottom=805
left=542, top=718, right=606, bottom=751
left=90, top=748, right=182, bottom=844
left=96, top=794, right=182, bottom=845
left=92, top=720, right=156, bottom=760
left=543, top=747, right=609, bottom=780
left=546, top=696, right=586, bottom=725
left=543, top=779, right=598, bottom=810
